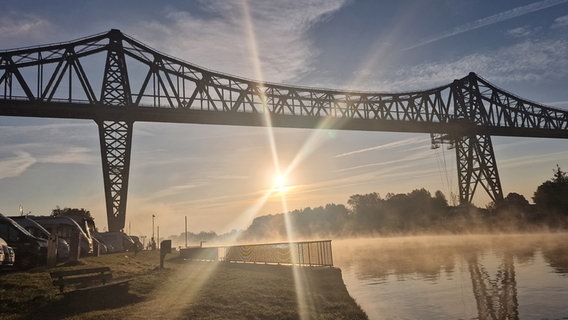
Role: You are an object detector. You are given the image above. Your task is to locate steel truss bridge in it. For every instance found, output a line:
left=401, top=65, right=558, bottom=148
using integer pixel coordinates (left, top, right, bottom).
left=2, top=29, right=568, bottom=231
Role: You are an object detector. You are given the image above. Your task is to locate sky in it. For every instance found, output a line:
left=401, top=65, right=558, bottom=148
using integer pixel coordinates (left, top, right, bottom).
left=1, top=0, right=568, bottom=240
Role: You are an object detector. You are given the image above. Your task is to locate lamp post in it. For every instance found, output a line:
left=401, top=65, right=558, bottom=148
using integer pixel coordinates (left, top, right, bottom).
left=152, top=214, right=156, bottom=250
left=185, top=216, right=188, bottom=248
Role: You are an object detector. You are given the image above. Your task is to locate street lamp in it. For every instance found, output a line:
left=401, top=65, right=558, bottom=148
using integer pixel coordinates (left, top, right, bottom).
left=152, top=214, right=156, bottom=250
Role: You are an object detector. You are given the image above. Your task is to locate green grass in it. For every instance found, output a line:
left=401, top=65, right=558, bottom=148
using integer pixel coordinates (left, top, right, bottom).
left=0, top=251, right=367, bottom=320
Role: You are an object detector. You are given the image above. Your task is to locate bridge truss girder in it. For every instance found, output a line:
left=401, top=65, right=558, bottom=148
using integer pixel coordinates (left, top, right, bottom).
left=2, top=30, right=568, bottom=230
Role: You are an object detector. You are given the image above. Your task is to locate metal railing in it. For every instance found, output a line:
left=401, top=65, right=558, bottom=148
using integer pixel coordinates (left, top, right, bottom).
left=180, top=240, right=333, bottom=267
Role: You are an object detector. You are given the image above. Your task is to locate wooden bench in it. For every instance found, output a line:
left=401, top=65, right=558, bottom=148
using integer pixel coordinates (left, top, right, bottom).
left=50, top=267, right=130, bottom=294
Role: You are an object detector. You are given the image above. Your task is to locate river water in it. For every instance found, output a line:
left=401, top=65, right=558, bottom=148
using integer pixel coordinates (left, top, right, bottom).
left=333, top=233, right=568, bottom=320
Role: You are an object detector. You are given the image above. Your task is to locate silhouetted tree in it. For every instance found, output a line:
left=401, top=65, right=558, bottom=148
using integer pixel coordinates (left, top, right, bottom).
left=533, top=165, right=568, bottom=216
left=347, top=192, right=384, bottom=231
left=235, top=182, right=566, bottom=241
left=504, top=192, right=530, bottom=208
left=52, top=207, right=93, bottom=219
left=434, top=190, right=449, bottom=208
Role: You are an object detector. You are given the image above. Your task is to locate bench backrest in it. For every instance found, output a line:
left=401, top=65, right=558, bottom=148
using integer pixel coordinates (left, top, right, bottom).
left=50, top=266, right=111, bottom=279
left=50, top=267, right=113, bottom=293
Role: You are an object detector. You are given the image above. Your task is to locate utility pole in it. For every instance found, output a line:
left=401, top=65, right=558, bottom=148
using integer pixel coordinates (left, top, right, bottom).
left=185, top=216, right=188, bottom=248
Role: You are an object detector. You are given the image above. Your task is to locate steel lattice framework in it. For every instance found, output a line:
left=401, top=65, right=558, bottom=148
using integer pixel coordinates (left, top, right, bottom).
left=2, top=29, right=568, bottom=231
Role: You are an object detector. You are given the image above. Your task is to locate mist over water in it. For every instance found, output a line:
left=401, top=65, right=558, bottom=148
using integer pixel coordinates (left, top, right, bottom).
left=332, top=233, right=568, bottom=320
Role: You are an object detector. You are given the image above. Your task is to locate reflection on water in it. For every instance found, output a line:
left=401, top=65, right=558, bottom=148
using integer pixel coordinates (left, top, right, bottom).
left=467, top=252, right=517, bottom=320
left=333, top=233, right=568, bottom=320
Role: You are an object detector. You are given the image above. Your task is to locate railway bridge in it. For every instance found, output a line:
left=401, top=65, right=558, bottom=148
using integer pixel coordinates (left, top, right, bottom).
left=2, top=29, right=567, bottom=231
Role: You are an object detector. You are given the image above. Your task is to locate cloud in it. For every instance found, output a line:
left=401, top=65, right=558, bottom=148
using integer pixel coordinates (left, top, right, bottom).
left=141, top=183, right=199, bottom=202
left=0, top=151, right=36, bottom=179
left=133, top=0, right=349, bottom=83
left=406, top=0, right=568, bottom=50
left=334, top=137, right=429, bottom=158
left=0, top=122, right=98, bottom=167
left=506, top=26, right=540, bottom=38
left=499, top=150, right=568, bottom=169
left=211, top=175, right=249, bottom=180
left=369, top=39, right=568, bottom=91
left=551, top=14, right=568, bottom=28
left=39, top=146, right=97, bottom=165
left=335, top=148, right=433, bottom=173
left=2, top=144, right=97, bottom=166
left=0, top=11, right=55, bottom=44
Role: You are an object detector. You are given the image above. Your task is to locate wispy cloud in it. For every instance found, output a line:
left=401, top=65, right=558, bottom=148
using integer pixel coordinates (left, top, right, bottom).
left=335, top=148, right=433, bottom=173
left=0, top=121, right=99, bottom=178
left=135, top=0, right=348, bottom=83
left=405, top=0, right=568, bottom=50
left=210, top=175, right=249, bottom=180
left=297, top=157, right=444, bottom=198
left=40, top=147, right=97, bottom=165
left=506, top=26, right=541, bottom=38
left=0, top=151, right=36, bottom=179
left=334, top=137, right=429, bottom=158
left=551, top=14, right=568, bottom=28
left=141, top=184, right=200, bottom=203
left=0, top=145, right=97, bottom=175
left=370, top=38, right=568, bottom=91
left=499, top=150, right=568, bottom=169
left=0, top=11, right=55, bottom=46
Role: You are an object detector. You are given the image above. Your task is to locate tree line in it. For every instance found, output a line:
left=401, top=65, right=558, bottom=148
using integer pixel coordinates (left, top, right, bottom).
left=172, top=166, right=568, bottom=244
left=49, top=166, right=568, bottom=245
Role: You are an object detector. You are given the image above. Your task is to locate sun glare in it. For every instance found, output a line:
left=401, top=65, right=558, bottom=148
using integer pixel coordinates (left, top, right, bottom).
left=274, top=175, right=289, bottom=193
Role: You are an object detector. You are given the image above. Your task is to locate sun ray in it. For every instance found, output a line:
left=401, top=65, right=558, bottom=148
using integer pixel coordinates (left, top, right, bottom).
left=282, top=116, right=345, bottom=180
left=240, top=0, right=281, bottom=175
left=220, top=188, right=274, bottom=243
left=238, top=1, right=315, bottom=318
left=126, top=260, right=221, bottom=318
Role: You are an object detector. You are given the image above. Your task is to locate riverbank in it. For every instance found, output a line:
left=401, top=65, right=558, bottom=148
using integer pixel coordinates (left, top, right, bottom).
left=0, top=250, right=367, bottom=319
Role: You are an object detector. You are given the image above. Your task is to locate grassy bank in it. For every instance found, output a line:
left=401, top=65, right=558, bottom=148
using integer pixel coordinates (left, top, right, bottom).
left=0, top=251, right=367, bottom=319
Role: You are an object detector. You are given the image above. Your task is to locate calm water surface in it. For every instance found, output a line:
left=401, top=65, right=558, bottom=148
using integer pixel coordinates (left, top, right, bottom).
left=333, top=233, right=568, bottom=320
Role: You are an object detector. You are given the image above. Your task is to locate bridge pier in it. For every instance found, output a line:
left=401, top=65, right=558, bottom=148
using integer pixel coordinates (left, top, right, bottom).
left=455, top=134, right=504, bottom=205
left=98, top=30, right=133, bottom=232
left=97, top=120, right=133, bottom=232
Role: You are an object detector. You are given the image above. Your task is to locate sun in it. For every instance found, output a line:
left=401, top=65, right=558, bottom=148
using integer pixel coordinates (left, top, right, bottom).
left=274, top=175, right=289, bottom=193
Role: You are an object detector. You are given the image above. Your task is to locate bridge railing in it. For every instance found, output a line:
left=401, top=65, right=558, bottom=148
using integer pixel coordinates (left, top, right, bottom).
left=180, top=240, right=333, bottom=267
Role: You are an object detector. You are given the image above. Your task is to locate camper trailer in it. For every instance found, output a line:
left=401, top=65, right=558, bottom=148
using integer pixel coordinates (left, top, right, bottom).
left=93, top=231, right=136, bottom=253
left=30, top=216, right=93, bottom=256
left=10, top=215, right=70, bottom=261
